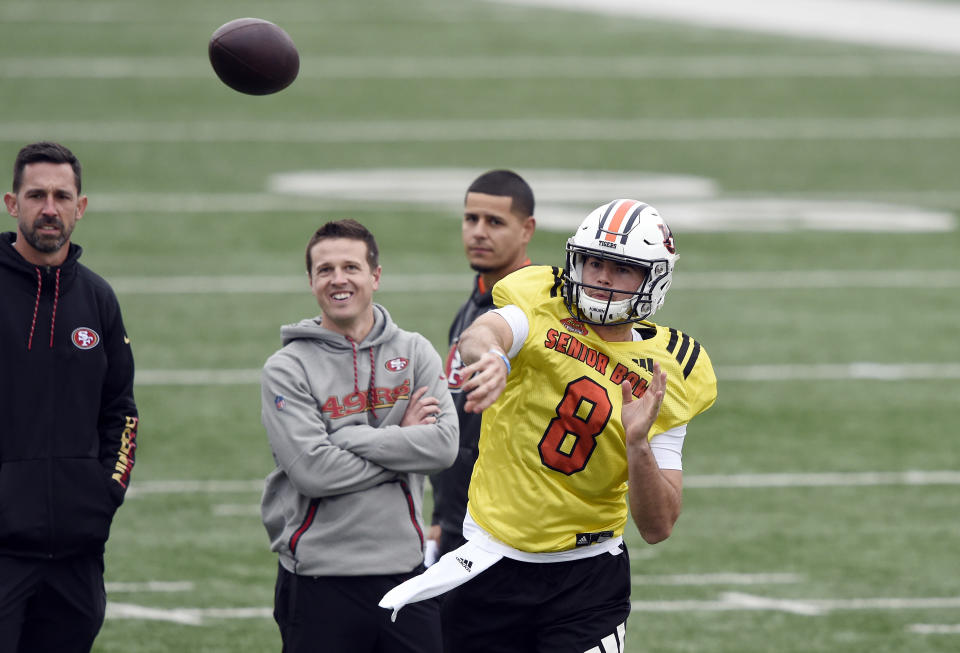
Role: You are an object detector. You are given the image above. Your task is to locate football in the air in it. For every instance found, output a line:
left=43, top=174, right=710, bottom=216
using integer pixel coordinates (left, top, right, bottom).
left=208, top=17, right=300, bottom=95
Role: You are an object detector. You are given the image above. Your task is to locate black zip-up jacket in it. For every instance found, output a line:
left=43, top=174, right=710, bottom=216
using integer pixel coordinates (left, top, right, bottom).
left=0, top=232, right=138, bottom=559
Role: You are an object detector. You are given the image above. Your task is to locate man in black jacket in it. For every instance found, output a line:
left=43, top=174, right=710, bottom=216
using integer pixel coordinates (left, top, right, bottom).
left=0, top=142, right=138, bottom=653
left=428, top=170, right=535, bottom=559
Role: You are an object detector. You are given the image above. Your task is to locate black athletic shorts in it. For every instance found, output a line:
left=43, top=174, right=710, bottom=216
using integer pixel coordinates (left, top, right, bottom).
left=274, top=563, right=442, bottom=653
left=442, top=544, right=631, bottom=653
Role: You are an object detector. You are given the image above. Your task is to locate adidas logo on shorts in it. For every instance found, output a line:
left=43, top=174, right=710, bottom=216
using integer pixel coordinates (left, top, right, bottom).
left=456, top=556, right=473, bottom=572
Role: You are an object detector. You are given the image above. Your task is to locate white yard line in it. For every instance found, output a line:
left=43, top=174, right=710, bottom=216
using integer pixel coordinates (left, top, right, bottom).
left=106, top=581, right=194, bottom=593
left=105, top=602, right=203, bottom=625
left=719, top=363, right=960, bottom=382
left=125, top=480, right=264, bottom=497
left=909, top=624, right=960, bottom=635
left=3, top=55, right=959, bottom=79
left=5, top=118, right=960, bottom=143
left=631, top=593, right=960, bottom=614
left=108, top=593, right=960, bottom=624
left=109, top=271, right=960, bottom=294
left=685, top=471, right=960, bottom=489
left=79, top=190, right=960, bottom=214
left=133, top=363, right=960, bottom=387
left=492, top=0, right=960, bottom=55
left=633, top=573, right=803, bottom=586
left=106, top=602, right=271, bottom=626
left=128, top=470, right=960, bottom=499
left=110, top=274, right=473, bottom=294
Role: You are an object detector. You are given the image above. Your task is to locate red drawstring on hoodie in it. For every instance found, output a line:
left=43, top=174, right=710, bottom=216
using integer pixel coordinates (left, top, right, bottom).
left=50, top=268, right=60, bottom=348
left=345, top=335, right=378, bottom=418
left=27, top=267, right=61, bottom=351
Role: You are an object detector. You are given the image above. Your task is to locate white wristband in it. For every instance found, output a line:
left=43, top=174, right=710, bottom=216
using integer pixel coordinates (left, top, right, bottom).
left=488, top=349, right=511, bottom=375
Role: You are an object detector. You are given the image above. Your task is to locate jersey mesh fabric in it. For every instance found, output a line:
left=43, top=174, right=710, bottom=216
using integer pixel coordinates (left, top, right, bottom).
left=466, top=266, right=716, bottom=553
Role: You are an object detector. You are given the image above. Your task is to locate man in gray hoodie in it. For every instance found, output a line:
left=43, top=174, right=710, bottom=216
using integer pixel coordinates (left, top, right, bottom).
left=260, top=219, right=458, bottom=653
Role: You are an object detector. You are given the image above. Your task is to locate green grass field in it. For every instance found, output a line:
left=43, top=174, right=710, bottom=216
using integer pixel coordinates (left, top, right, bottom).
left=2, top=0, right=959, bottom=651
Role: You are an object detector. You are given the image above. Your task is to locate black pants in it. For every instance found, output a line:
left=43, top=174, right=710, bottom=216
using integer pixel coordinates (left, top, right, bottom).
left=0, top=554, right=106, bottom=653
left=442, top=546, right=631, bottom=653
left=274, top=563, right=442, bottom=653
left=438, top=528, right=467, bottom=559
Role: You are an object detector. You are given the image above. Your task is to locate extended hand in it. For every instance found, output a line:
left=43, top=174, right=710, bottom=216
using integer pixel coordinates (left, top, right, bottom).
left=460, top=350, right=509, bottom=414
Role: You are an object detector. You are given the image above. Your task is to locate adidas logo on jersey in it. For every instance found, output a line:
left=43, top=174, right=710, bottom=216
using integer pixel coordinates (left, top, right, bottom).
left=575, top=531, right=614, bottom=547
left=456, top=556, right=473, bottom=572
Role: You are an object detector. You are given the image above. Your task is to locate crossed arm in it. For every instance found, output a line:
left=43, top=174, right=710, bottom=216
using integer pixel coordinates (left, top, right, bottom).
left=261, top=355, right=456, bottom=498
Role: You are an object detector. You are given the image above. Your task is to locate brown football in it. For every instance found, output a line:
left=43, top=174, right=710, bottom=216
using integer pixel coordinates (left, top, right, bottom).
left=208, top=17, right=299, bottom=95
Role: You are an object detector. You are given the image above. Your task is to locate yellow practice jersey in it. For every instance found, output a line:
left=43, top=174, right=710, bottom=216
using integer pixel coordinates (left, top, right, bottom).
left=467, top=266, right=717, bottom=552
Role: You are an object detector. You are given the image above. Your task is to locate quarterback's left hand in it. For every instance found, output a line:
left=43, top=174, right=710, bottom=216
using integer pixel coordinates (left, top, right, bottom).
left=621, top=361, right=667, bottom=446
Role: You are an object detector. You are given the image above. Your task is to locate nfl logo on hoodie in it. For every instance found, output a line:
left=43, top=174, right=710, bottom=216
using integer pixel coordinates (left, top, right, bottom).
left=274, top=395, right=286, bottom=411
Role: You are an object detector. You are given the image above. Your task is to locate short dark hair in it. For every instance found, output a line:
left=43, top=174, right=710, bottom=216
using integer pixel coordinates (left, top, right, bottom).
left=466, top=169, right=534, bottom=218
left=305, top=219, right=380, bottom=275
left=13, top=141, right=82, bottom=194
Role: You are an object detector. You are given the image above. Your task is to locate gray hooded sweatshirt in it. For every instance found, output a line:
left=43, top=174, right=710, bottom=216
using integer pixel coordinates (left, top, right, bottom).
left=260, top=304, right=458, bottom=576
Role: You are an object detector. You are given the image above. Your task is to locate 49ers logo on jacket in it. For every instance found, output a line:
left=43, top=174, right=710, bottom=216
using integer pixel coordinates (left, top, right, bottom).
left=72, top=327, right=100, bottom=350
left=321, top=379, right=412, bottom=418
left=385, top=357, right=409, bottom=372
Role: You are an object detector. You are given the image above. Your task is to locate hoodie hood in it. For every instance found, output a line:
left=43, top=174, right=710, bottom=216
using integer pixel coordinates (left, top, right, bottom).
left=0, top=231, right=83, bottom=350
left=280, top=303, right=397, bottom=350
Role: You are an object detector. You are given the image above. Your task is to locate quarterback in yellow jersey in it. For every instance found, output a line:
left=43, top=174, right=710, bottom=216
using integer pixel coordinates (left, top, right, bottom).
left=377, top=199, right=716, bottom=652
left=466, top=262, right=716, bottom=553
left=442, top=199, right=717, bottom=653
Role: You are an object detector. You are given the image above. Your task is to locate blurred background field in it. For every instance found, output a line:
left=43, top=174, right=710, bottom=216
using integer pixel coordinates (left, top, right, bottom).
left=2, top=0, right=959, bottom=651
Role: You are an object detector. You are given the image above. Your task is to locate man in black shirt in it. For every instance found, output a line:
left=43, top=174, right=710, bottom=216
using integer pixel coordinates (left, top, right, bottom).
left=428, top=170, right=535, bottom=558
left=0, top=142, right=138, bottom=653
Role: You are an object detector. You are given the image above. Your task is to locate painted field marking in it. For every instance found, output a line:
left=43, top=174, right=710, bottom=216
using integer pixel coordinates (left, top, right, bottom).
left=133, top=363, right=960, bottom=387
left=78, top=168, right=957, bottom=233
left=631, top=593, right=960, bottom=614
left=633, top=572, right=803, bottom=586
left=125, top=480, right=264, bottom=497
left=4, top=55, right=960, bottom=79
left=73, top=189, right=960, bottom=214
left=106, top=602, right=202, bottom=625
left=126, top=470, right=960, bottom=500
left=111, top=274, right=472, bottom=294
left=109, top=270, right=960, bottom=294
left=105, top=581, right=194, bottom=593
left=678, top=270, right=960, bottom=290
left=493, top=0, right=960, bottom=55
left=106, top=602, right=272, bottom=626
left=107, top=594, right=960, bottom=624
left=684, top=471, right=960, bottom=489
left=910, top=624, right=960, bottom=635
left=6, top=118, right=960, bottom=144
left=720, top=363, right=960, bottom=382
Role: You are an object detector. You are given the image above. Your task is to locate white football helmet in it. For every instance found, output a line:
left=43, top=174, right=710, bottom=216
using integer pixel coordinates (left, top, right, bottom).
left=563, top=199, right=678, bottom=325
